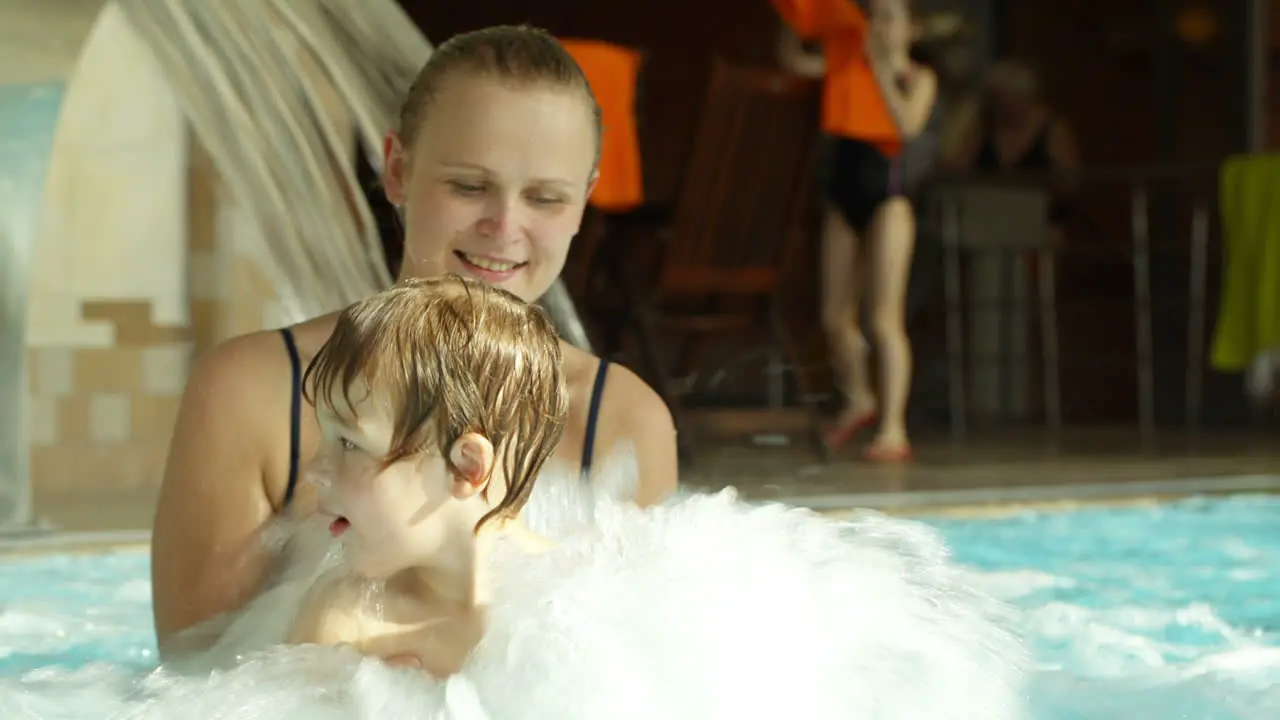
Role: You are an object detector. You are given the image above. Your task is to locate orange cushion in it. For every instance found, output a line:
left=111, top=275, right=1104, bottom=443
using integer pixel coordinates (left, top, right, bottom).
left=561, top=39, right=645, bottom=211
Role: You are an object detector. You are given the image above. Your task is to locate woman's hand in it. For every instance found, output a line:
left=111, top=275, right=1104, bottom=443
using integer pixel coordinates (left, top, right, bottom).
left=382, top=653, right=425, bottom=669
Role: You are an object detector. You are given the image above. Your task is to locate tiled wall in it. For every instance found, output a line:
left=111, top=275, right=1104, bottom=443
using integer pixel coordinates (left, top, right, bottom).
left=21, top=3, right=284, bottom=497
left=22, top=5, right=191, bottom=496
left=13, top=0, right=368, bottom=500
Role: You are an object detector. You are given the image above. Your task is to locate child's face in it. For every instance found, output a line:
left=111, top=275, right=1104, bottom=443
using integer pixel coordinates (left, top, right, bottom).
left=309, top=384, right=496, bottom=580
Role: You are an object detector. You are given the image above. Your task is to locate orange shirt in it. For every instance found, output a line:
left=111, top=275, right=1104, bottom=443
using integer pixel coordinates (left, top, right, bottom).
left=771, top=0, right=901, bottom=156
left=561, top=39, right=645, bottom=211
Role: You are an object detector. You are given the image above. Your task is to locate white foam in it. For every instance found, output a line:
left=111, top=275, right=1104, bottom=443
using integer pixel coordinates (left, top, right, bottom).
left=0, top=460, right=1029, bottom=719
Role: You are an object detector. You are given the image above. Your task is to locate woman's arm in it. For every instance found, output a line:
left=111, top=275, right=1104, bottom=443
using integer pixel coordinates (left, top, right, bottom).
left=870, top=60, right=939, bottom=139
left=150, top=334, right=289, bottom=653
left=777, top=26, right=826, bottom=78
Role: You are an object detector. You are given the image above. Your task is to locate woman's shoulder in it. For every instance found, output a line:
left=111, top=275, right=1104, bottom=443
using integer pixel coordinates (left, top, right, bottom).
left=187, top=313, right=338, bottom=396
left=175, top=314, right=338, bottom=453
left=560, top=344, right=678, bottom=502
left=561, top=345, right=674, bottom=441
left=184, top=329, right=295, bottom=407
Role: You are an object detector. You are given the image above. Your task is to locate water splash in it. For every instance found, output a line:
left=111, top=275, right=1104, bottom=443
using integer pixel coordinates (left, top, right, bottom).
left=0, top=458, right=1029, bottom=719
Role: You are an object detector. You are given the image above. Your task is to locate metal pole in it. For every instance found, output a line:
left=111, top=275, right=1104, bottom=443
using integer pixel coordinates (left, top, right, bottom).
left=942, top=196, right=967, bottom=440
left=1246, top=0, right=1268, bottom=152
left=540, top=278, right=593, bottom=353
left=1039, top=246, right=1062, bottom=439
left=0, top=228, right=34, bottom=531
left=1185, top=200, right=1210, bottom=435
left=1131, top=184, right=1157, bottom=451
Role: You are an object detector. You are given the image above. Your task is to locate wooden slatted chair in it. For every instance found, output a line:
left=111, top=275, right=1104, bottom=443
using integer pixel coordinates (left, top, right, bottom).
left=622, top=57, right=826, bottom=462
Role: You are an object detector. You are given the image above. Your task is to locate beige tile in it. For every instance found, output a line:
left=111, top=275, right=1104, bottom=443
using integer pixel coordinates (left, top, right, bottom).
left=29, top=444, right=128, bottom=494
left=74, top=347, right=141, bottom=393
left=140, top=344, right=190, bottom=396
left=187, top=138, right=218, bottom=253
left=31, top=486, right=159, bottom=533
left=188, top=298, right=221, bottom=356
left=188, top=249, right=219, bottom=300
left=81, top=300, right=188, bottom=346
left=130, top=395, right=180, bottom=443
left=128, top=442, right=170, bottom=491
left=89, top=393, right=132, bottom=443
left=30, top=347, right=74, bottom=397
left=27, top=440, right=172, bottom=494
left=29, top=444, right=94, bottom=494
left=25, top=396, right=58, bottom=446
left=23, top=292, right=116, bottom=348
left=56, top=396, right=91, bottom=443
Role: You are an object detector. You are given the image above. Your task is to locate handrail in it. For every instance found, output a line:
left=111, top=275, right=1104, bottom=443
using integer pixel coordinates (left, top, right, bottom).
left=926, top=159, right=1220, bottom=450
left=924, top=160, right=1227, bottom=187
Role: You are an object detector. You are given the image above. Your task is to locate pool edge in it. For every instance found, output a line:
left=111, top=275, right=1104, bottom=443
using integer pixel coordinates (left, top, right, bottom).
left=0, top=529, right=150, bottom=556
left=2, top=474, right=1278, bottom=554
left=776, top=473, right=1280, bottom=517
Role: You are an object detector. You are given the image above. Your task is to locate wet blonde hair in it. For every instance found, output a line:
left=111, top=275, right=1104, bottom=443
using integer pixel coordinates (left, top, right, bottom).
left=398, top=24, right=603, bottom=166
left=304, top=275, right=568, bottom=530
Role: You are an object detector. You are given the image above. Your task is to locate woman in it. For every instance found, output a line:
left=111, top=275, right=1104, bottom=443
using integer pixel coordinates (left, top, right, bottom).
left=149, top=25, right=679, bottom=654
left=779, top=0, right=940, bottom=461
left=177, top=274, right=1026, bottom=718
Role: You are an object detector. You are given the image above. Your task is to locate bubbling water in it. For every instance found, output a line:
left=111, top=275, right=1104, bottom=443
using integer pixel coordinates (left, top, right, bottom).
left=0, top=454, right=1030, bottom=719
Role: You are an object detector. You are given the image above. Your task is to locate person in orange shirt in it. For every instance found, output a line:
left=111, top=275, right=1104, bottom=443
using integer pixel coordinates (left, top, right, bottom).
left=778, top=0, right=940, bottom=462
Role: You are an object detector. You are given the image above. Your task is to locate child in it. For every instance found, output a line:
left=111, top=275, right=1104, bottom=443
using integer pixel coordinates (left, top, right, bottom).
left=284, top=274, right=568, bottom=678
left=161, top=274, right=1025, bottom=719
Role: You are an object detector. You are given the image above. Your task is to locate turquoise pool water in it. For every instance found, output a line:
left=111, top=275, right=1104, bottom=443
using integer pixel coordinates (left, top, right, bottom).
left=1, top=494, right=1277, bottom=718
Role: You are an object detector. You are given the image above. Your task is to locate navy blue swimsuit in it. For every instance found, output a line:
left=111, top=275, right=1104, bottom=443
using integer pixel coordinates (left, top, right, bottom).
left=278, top=328, right=610, bottom=505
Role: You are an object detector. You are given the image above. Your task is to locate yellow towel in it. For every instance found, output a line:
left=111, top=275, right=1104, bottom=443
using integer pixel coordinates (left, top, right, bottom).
left=1211, top=154, right=1280, bottom=371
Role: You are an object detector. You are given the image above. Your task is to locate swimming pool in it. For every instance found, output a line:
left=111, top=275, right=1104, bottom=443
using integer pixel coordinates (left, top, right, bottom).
left=0, top=494, right=1277, bottom=718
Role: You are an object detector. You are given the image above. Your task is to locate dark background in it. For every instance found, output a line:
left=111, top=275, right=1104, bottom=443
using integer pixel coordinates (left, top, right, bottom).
left=393, top=0, right=1279, bottom=429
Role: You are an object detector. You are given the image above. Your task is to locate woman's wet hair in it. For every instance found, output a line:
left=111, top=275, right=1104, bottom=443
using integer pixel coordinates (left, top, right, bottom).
left=397, top=24, right=603, bottom=164
left=303, top=274, right=569, bottom=530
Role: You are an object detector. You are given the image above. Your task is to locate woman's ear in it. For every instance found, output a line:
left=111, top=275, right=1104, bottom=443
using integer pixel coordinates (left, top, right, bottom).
left=448, top=432, right=496, bottom=500
left=382, top=130, right=411, bottom=207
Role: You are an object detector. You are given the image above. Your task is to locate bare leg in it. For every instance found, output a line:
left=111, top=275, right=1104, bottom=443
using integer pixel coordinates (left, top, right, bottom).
left=820, top=206, right=877, bottom=425
left=866, top=197, right=916, bottom=452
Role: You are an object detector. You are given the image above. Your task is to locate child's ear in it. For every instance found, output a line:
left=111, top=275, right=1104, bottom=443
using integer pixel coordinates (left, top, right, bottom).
left=448, top=432, right=496, bottom=500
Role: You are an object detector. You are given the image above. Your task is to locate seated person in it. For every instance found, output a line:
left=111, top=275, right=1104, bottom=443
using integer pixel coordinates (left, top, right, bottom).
left=944, top=59, right=1080, bottom=244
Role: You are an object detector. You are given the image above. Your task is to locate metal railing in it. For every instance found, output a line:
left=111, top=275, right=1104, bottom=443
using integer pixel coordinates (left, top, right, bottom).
left=922, top=162, right=1223, bottom=448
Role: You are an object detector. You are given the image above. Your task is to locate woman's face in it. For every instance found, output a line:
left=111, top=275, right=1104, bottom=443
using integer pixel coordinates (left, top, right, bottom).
left=382, top=75, right=598, bottom=303
left=871, top=0, right=915, bottom=55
